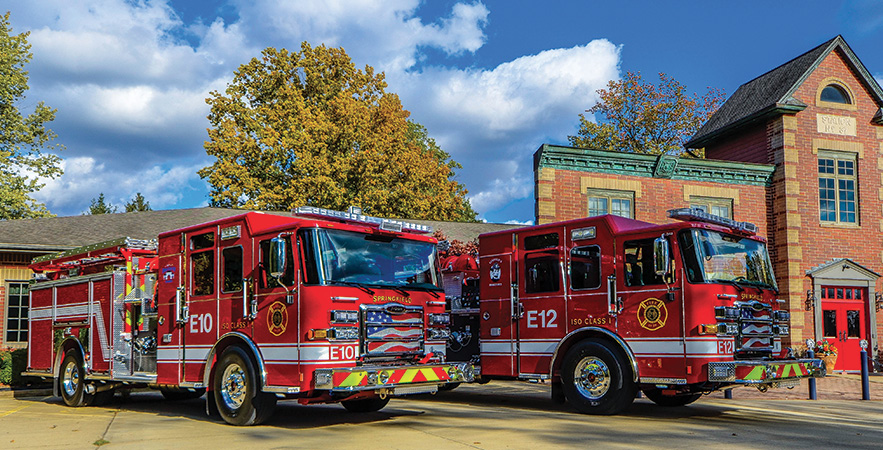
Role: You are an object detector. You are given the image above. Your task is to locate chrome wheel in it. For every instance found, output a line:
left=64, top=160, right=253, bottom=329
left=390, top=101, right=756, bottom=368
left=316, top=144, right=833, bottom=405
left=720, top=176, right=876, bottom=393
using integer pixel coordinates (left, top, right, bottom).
left=62, top=359, right=80, bottom=398
left=573, top=356, right=611, bottom=400
left=219, top=362, right=247, bottom=410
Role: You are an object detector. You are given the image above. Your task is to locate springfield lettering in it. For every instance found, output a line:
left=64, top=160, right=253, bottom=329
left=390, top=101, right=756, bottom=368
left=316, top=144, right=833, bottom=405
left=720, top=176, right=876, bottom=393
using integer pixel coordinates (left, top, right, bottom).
left=373, top=295, right=412, bottom=304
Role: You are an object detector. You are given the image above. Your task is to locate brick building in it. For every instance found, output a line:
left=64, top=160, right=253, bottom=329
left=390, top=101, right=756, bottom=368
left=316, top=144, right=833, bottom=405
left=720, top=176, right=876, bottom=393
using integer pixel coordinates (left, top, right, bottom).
left=535, top=36, right=883, bottom=372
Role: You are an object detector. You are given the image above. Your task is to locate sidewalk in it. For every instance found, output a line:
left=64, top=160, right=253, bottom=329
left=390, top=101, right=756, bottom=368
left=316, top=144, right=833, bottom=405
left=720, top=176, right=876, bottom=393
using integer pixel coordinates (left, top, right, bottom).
left=705, top=373, right=883, bottom=401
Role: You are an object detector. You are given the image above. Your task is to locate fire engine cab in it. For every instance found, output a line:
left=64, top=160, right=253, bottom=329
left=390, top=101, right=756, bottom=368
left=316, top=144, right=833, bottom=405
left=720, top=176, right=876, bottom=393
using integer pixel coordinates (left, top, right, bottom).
left=442, top=208, right=824, bottom=414
left=24, top=208, right=473, bottom=425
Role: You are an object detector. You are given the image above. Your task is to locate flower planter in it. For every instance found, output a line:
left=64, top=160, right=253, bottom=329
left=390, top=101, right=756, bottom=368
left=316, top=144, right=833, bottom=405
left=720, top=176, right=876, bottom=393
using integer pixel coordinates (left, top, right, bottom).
left=821, top=354, right=837, bottom=373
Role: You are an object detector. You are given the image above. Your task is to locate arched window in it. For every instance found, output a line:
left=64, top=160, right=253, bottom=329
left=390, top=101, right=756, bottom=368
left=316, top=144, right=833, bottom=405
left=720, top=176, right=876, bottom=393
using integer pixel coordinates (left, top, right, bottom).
left=820, top=84, right=851, bottom=104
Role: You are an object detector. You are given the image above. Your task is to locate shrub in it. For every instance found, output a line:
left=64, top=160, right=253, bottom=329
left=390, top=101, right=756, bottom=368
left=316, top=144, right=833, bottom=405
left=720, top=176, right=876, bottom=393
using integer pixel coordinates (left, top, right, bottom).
left=0, top=348, right=28, bottom=386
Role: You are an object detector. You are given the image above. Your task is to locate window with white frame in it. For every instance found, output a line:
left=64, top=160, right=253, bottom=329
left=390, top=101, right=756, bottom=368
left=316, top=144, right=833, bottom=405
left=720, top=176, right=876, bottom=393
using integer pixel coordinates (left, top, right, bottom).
left=690, top=196, right=733, bottom=219
left=5, top=281, right=29, bottom=343
left=586, top=189, right=634, bottom=219
left=818, top=151, right=857, bottom=224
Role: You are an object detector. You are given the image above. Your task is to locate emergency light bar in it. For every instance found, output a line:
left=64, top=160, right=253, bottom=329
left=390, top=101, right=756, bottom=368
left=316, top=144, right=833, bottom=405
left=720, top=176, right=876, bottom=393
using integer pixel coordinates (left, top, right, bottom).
left=667, top=208, right=757, bottom=235
left=294, top=206, right=433, bottom=234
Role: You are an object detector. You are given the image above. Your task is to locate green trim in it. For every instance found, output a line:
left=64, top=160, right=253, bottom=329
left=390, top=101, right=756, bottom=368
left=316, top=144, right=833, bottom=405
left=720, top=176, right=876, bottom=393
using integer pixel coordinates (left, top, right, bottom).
left=535, top=144, right=775, bottom=187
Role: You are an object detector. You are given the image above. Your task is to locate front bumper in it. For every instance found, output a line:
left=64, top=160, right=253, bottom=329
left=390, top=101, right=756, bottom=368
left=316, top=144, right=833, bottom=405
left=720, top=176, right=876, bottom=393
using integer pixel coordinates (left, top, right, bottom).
left=314, top=362, right=475, bottom=394
left=708, top=358, right=825, bottom=384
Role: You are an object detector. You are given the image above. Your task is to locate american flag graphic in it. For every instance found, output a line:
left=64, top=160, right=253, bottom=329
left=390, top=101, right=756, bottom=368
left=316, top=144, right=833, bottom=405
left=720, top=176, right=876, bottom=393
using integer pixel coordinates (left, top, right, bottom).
left=364, top=308, right=423, bottom=355
left=742, top=323, right=772, bottom=334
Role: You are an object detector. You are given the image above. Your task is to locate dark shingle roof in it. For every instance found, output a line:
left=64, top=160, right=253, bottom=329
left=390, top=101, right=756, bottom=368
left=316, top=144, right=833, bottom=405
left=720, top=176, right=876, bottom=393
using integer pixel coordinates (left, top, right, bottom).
left=686, top=36, right=883, bottom=148
left=0, top=207, right=518, bottom=251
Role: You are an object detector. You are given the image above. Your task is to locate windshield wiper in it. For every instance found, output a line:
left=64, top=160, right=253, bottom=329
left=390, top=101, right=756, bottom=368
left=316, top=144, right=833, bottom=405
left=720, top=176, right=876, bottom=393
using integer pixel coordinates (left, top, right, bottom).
left=713, top=278, right=744, bottom=292
left=328, top=280, right=375, bottom=295
left=733, top=276, right=765, bottom=294
left=404, top=283, right=441, bottom=298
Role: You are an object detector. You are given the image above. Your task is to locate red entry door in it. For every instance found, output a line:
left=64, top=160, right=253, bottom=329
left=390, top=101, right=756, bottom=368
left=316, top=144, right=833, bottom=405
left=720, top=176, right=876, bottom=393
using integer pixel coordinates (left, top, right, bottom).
left=820, top=286, right=867, bottom=372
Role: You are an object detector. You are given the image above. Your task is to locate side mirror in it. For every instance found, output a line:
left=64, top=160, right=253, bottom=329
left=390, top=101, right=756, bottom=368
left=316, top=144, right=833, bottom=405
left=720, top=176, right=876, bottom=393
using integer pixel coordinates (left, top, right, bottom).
left=268, top=237, right=287, bottom=278
left=653, top=237, right=671, bottom=277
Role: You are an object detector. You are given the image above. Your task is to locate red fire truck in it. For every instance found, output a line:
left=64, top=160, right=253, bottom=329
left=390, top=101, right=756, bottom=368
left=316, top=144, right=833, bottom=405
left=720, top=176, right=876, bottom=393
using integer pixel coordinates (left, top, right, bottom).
left=24, top=207, right=473, bottom=425
left=440, top=208, right=824, bottom=414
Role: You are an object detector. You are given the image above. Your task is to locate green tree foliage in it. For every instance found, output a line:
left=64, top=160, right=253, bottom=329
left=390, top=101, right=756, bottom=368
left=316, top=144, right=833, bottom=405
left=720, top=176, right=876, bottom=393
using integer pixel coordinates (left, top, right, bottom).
left=125, top=192, right=151, bottom=212
left=199, top=42, right=477, bottom=222
left=87, top=193, right=117, bottom=214
left=569, top=72, right=724, bottom=156
left=0, top=12, right=63, bottom=220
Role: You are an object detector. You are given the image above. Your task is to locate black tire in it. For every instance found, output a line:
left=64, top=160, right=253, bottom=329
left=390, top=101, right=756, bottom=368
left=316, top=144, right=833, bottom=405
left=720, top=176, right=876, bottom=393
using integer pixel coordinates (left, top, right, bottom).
left=561, top=339, right=636, bottom=415
left=437, top=382, right=461, bottom=392
left=161, top=387, right=206, bottom=401
left=212, top=346, right=277, bottom=426
left=59, top=352, right=92, bottom=407
left=642, top=388, right=702, bottom=407
left=341, top=396, right=390, bottom=413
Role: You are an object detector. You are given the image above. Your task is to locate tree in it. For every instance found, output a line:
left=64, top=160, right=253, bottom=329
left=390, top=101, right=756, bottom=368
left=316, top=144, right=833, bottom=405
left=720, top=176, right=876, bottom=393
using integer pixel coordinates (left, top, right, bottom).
left=569, top=72, right=724, bottom=156
left=87, top=193, right=117, bottom=215
left=199, top=42, right=477, bottom=222
left=0, top=12, right=63, bottom=220
left=125, top=192, right=151, bottom=212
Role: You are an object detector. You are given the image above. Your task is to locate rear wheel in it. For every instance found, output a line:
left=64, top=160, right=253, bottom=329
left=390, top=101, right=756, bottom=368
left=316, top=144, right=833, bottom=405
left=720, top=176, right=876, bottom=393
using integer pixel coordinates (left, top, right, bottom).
left=59, top=352, right=92, bottom=407
left=561, top=340, right=636, bottom=415
left=642, top=388, right=702, bottom=407
left=213, top=347, right=276, bottom=426
left=341, top=396, right=390, bottom=413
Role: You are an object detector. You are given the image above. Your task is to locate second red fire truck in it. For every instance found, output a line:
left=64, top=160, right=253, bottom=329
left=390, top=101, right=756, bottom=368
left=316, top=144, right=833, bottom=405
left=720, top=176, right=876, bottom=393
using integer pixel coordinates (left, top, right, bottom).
left=440, top=207, right=824, bottom=413
left=24, top=206, right=823, bottom=423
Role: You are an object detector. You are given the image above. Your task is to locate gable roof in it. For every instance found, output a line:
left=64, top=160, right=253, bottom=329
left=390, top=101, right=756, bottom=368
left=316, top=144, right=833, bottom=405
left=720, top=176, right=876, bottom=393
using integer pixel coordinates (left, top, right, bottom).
left=686, top=35, right=883, bottom=149
left=0, top=207, right=517, bottom=253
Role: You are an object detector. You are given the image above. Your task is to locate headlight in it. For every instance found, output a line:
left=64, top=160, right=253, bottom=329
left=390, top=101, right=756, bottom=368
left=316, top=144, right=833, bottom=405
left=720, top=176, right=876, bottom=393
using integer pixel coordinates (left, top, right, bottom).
left=774, top=310, right=790, bottom=322
left=774, top=324, right=790, bottom=336
left=429, top=313, right=451, bottom=325
left=715, top=306, right=739, bottom=320
left=330, top=327, right=359, bottom=340
left=331, top=310, right=359, bottom=323
left=428, top=328, right=451, bottom=340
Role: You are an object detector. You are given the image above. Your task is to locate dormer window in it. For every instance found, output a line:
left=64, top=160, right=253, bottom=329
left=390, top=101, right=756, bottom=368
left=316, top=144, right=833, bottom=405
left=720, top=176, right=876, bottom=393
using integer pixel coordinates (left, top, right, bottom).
left=820, top=84, right=851, bottom=104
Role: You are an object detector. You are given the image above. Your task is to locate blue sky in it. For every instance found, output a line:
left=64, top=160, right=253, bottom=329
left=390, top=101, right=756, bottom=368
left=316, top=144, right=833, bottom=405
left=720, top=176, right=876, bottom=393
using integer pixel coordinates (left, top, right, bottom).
left=8, top=1, right=883, bottom=224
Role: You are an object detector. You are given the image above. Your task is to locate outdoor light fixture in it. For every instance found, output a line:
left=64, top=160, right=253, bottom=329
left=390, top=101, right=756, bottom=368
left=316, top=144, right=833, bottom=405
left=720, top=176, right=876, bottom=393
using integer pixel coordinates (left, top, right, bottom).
left=876, top=292, right=883, bottom=312
left=805, top=289, right=816, bottom=311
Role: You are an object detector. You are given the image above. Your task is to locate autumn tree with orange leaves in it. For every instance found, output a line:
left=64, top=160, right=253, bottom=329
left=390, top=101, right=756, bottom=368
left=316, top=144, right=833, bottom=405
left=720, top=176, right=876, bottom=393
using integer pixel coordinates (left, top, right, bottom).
left=200, top=43, right=477, bottom=221
left=569, top=72, right=724, bottom=156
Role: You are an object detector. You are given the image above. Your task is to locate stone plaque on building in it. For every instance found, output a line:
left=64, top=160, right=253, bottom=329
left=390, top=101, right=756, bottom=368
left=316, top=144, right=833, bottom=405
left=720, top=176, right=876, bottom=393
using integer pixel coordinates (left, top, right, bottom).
left=817, top=114, right=856, bottom=136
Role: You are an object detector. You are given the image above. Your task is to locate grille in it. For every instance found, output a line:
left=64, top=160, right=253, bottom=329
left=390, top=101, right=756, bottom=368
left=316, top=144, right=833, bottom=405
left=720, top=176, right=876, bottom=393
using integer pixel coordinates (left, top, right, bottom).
left=361, top=303, right=424, bottom=359
left=735, top=301, right=774, bottom=354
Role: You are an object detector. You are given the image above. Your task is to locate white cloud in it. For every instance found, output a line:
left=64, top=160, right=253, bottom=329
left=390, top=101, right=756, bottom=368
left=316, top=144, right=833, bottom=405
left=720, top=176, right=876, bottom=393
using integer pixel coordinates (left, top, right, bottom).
left=10, top=1, right=619, bottom=222
left=32, top=156, right=205, bottom=213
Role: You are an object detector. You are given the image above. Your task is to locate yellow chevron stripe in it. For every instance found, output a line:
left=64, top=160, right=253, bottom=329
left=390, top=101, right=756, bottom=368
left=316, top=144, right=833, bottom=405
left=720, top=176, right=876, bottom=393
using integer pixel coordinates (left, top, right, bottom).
left=339, top=372, right=366, bottom=387
left=399, top=369, right=418, bottom=384
left=781, top=364, right=793, bottom=378
left=420, top=368, right=440, bottom=381
left=745, top=366, right=765, bottom=380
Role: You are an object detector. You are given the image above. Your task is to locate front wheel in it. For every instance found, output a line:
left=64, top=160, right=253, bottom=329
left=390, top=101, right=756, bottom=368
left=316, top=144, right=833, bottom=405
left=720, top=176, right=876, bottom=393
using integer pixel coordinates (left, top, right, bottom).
left=642, top=389, right=702, bottom=407
left=341, top=396, right=390, bottom=413
left=59, top=352, right=91, bottom=407
left=213, top=347, right=276, bottom=426
left=561, top=340, right=636, bottom=415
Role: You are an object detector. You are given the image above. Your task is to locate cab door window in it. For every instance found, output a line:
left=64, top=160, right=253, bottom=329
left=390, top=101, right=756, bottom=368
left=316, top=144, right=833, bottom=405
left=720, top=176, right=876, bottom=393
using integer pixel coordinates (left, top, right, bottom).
left=623, top=239, right=666, bottom=287
left=570, top=246, right=601, bottom=290
left=523, top=232, right=561, bottom=294
left=259, top=237, right=294, bottom=289
left=190, top=232, right=215, bottom=296
left=221, top=246, right=243, bottom=293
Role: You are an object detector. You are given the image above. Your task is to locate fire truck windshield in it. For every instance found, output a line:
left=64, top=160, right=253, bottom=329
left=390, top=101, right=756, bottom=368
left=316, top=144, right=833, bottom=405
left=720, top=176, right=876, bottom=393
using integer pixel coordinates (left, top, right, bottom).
left=299, top=228, right=443, bottom=290
left=678, top=229, right=777, bottom=290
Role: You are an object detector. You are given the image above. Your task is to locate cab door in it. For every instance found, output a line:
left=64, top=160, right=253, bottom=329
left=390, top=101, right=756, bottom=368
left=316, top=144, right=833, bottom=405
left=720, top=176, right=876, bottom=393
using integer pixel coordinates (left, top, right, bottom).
left=516, top=227, right=566, bottom=377
left=182, top=229, right=218, bottom=383
left=565, top=224, right=615, bottom=332
left=253, top=234, right=299, bottom=387
left=615, top=236, right=685, bottom=379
